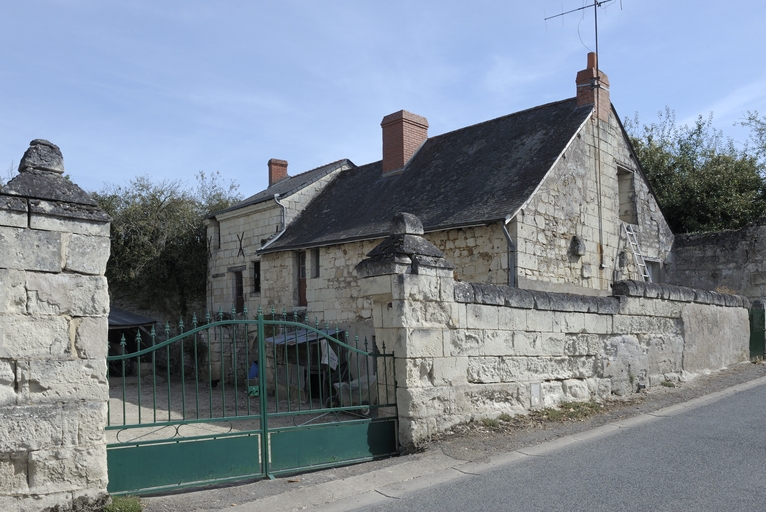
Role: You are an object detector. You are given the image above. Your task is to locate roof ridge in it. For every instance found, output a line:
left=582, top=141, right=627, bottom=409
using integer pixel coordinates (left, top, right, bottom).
left=207, top=158, right=353, bottom=218
left=261, top=97, right=592, bottom=251
left=426, top=97, right=578, bottom=143
left=269, top=158, right=352, bottom=187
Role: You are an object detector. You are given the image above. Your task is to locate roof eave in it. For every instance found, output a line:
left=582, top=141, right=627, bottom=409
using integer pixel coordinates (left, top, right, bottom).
left=257, top=218, right=507, bottom=254
left=206, top=159, right=353, bottom=219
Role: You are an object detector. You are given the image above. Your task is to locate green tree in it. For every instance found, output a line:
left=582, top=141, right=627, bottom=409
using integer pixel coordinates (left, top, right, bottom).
left=741, top=110, right=766, bottom=166
left=93, top=171, right=241, bottom=315
left=1, top=161, right=16, bottom=186
left=626, top=108, right=766, bottom=233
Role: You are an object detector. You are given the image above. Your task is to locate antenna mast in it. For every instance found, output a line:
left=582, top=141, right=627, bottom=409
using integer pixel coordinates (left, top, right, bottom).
left=544, top=0, right=619, bottom=272
left=544, top=0, right=615, bottom=71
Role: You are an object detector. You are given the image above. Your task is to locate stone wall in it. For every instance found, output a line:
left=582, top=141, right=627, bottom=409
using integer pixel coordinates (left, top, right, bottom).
left=666, top=218, right=766, bottom=299
left=356, top=218, right=748, bottom=448
left=0, top=140, right=110, bottom=511
left=248, top=225, right=510, bottom=344
left=206, top=164, right=347, bottom=314
left=370, top=275, right=747, bottom=447
left=510, top=112, right=673, bottom=295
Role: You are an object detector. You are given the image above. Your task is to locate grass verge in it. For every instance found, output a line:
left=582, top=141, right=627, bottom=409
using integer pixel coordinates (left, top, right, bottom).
left=104, top=496, right=143, bottom=512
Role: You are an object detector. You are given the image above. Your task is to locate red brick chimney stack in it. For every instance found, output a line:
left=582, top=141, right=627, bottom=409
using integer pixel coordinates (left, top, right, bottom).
left=576, top=52, right=610, bottom=122
left=268, top=158, right=289, bottom=187
left=381, top=110, right=429, bottom=175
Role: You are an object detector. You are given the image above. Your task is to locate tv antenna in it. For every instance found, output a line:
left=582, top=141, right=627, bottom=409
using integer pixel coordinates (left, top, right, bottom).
left=545, top=0, right=619, bottom=61
left=544, top=1, right=622, bottom=273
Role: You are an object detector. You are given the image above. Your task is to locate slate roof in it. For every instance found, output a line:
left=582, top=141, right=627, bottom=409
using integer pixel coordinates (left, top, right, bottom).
left=208, top=159, right=352, bottom=218
left=260, top=98, right=592, bottom=253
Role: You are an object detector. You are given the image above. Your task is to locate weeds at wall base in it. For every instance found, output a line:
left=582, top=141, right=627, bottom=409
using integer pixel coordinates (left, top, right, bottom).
left=104, top=496, right=143, bottom=512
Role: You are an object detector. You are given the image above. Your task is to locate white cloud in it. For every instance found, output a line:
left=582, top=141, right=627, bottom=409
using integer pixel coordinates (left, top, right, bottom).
left=679, top=74, right=766, bottom=127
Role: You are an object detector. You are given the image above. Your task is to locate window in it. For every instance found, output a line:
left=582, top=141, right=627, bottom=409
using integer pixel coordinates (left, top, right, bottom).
left=311, top=248, right=320, bottom=278
left=209, top=220, right=221, bottom=250
left=617, top=167, right=638, bottom=224
left=252, top=261, right=261, bottom=294
left=297, top=251, right=307, bottom=307
left=645, top=259, right=663, bottom=283
left=233, top=271, right=244, bottom=313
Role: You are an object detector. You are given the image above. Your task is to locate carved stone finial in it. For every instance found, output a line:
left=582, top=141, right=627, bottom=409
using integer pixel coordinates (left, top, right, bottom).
left=390, top=212, right=424, bottom=236
left=356, top=212, right=453, bottom=278
left=19, top=139, right=65, bottom=174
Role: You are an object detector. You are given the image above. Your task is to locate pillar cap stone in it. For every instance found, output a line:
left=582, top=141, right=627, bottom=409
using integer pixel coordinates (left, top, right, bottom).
left=356, top=212, right=453, bottom=278
left=390, top=212, right=424, bottom=236
left=20, top=139, right=65, bottom=174
left=0, top=140, right=109, bottom=222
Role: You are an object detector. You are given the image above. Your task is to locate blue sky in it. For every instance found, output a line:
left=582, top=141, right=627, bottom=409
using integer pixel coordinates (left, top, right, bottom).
left=2, top=1, right=765, bottom=194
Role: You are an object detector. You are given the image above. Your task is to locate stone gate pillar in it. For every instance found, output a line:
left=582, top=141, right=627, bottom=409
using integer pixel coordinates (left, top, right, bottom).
left=0, top=140, right=111, bottom=511
left=356, top=212, right=457, bottom=449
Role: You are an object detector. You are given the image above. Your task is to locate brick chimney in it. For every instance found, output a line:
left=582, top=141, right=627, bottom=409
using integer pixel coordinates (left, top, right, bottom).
left=268, top=158, right=288, bottom=187
left=381, top=110, right=429, bottom=175
left=576, top=52, right=610, bottom=122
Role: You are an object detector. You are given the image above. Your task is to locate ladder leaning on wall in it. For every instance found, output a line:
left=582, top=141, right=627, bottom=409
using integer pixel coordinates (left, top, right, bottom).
left=622, top=223, right=652, bottom=283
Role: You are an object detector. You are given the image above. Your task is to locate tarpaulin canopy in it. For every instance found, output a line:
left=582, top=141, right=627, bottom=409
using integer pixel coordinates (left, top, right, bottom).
left=264, top=329, right=344, bottom=346
left=264, top=329, right=341, bottom=370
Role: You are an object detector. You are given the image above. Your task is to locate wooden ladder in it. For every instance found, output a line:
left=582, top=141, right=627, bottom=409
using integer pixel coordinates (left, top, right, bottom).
left=623, top=223, right=652, bottom=282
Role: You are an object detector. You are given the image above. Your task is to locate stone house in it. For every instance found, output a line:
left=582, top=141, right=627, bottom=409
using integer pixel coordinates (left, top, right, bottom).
left=205, top=158, right=351, bottom=314
left=206, top=53, right=674, bottom=339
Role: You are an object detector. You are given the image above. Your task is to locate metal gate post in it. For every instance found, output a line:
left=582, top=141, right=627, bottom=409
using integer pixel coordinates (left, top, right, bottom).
left=257, top=309, right=274, bottom=478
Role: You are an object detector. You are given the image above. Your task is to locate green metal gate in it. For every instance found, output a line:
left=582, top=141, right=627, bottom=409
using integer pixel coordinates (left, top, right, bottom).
left=749, top=307, right=765, bottom=360
left=106, top=308, right=398, bottom=495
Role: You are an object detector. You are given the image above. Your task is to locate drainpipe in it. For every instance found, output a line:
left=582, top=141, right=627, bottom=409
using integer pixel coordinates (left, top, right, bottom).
left=259, top=194, right=287, bottom=252
left=502, top=222, right=516, bottom=287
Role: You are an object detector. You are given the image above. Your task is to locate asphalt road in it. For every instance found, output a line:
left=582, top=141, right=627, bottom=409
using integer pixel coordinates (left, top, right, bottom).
left=361, top=381, right=766, bottom=512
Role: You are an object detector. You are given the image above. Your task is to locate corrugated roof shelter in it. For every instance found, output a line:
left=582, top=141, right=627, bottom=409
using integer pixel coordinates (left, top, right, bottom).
left=108, top=306, right=156, bottom=330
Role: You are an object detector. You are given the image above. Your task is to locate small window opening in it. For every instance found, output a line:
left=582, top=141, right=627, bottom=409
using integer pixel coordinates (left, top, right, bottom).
left=617, top=168, right=638, bottom=224
left=311, top=248, right=320, bottom=278
left=252, top=261, right=261, bottom=294
left=210, top=220, right=221, bottom=250
left=297, top=251, right=307, bottom=307
left=234, top=271, right=244, bottom=313
left=645, top=260, right=663, bottom=283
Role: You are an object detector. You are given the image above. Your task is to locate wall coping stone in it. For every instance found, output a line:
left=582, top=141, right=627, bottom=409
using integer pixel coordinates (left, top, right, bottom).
left=612, top=280, right=749, bottom=308
left=454, top=280, right=748, bottom=312
left=0, top=195, right=27, bottom=214
left=456, top=282, right=621, bottom=314
left=29, top=198, right=110, bottom=223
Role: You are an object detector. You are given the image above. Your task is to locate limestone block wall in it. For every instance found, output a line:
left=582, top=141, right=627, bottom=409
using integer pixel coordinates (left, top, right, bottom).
left=426, top=224, right=508, bottom=284
left=511, top=112, right=673, bottom=295
left=257, top=225, right=513, bottom=342
left=364, top=272, right=749, bottom=448
left=666, top=218, right=766, bottom=299
left=0, top=140, right=110, bottom=511
left=259, top=241, right=379, bottom=344
left=207, top=167, right=344, bottom=315
left=207, top=201, right=282, bottom=313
